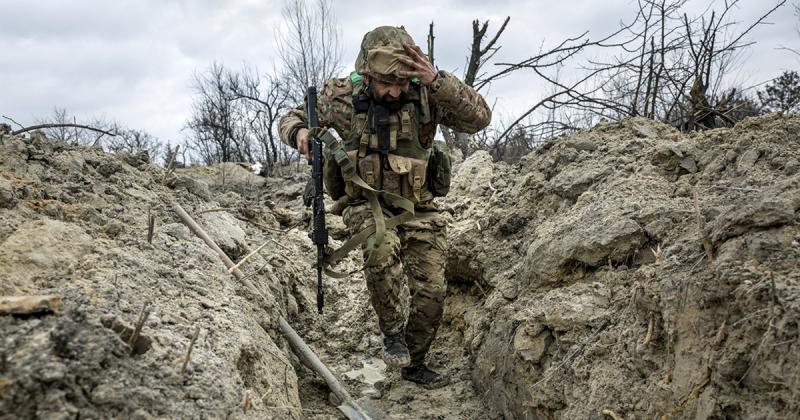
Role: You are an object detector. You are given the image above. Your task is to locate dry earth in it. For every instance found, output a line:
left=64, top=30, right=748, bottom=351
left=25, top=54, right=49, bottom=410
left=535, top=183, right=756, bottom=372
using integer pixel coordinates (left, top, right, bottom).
left=1, top=114, right=798, bottom=419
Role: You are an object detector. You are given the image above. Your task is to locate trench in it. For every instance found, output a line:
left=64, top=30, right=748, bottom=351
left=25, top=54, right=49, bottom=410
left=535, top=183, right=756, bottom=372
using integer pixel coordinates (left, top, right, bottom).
left=287, top=263, right=498, bottom=419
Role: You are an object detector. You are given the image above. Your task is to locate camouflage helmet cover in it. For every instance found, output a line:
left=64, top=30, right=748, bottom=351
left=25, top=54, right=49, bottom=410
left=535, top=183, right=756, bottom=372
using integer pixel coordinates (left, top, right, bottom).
left=355, top=26, right=416, bottom=82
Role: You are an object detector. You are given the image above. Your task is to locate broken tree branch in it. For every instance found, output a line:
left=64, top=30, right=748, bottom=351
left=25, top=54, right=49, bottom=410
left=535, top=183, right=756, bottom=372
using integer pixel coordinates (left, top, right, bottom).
left=228, top=240, right=271, bottom=273
left=170, top=200, right=372, bottom=420
left=11, top=123, right=117, bottom=137
left=1, top=115, right=25, bottom=130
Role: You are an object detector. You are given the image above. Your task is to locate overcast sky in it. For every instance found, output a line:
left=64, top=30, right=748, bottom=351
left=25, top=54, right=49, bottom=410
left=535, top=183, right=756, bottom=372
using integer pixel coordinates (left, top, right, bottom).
left=1, top=0, right=797, bottom=144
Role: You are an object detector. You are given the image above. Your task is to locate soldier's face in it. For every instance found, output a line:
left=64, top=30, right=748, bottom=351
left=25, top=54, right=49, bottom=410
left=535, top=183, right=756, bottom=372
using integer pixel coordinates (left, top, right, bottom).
left=368, top=77, right=410, bottom=103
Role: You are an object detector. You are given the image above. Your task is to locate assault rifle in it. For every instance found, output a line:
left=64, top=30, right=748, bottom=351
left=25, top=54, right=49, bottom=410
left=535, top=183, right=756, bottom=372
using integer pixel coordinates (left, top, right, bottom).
left=303, top=86, right=328, bottom=314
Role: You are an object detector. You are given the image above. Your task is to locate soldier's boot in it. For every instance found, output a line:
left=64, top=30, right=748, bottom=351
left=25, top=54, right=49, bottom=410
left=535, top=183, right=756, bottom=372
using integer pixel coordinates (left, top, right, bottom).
left=383, top=332, right=411, bottom=368
left=401, top=364, right=450, bottom=389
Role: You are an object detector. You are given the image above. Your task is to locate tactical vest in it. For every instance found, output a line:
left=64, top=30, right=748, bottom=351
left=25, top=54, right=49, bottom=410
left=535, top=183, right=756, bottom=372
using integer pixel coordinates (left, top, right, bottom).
left=319, top=72, right=452, bottom=273
left=323, top=72, right=450, bottom=206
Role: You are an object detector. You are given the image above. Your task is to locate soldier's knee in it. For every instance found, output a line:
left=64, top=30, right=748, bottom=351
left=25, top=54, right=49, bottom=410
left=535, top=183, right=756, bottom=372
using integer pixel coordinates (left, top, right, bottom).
left=364, top=230, right=401, bottom=269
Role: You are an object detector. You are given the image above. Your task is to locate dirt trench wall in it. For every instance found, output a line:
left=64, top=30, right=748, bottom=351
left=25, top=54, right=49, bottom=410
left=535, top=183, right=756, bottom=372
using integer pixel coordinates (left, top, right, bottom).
left=444, top=115, right=800, bottom=419
left=0, top=134, right=312, bottom=419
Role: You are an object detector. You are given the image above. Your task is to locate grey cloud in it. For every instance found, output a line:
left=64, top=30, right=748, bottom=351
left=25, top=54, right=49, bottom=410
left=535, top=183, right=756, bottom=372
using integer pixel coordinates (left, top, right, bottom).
left=1, top=0, right=796, bottom=142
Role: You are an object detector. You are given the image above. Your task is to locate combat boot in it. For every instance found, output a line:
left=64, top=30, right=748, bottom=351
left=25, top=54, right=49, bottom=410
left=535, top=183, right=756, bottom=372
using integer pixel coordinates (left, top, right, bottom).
left=401, top=364, right=450, bottom=389
left=382, top=332, right=411, bottom=367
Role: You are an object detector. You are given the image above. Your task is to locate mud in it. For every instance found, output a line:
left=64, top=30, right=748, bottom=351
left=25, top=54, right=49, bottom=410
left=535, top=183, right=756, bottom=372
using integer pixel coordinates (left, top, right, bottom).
left=2, top=114, right=799, bottom=420
left=0, top=136, right=306, bottom=419
left=443, top=114, right=800, bottom=419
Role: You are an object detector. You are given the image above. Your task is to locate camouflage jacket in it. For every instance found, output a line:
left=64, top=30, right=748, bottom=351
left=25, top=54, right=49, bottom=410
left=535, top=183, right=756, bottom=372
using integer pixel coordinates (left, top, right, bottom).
left=278, top=70, right=491, bottom=151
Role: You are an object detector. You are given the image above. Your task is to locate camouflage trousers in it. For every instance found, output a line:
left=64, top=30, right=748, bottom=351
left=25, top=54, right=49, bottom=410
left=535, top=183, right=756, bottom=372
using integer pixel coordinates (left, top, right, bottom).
left=342, top=203, right=447, bottom=365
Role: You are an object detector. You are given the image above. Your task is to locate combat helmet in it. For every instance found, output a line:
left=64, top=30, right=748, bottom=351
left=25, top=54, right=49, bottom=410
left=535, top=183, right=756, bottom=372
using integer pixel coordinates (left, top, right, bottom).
left=355, top=26, right=416, bottom=83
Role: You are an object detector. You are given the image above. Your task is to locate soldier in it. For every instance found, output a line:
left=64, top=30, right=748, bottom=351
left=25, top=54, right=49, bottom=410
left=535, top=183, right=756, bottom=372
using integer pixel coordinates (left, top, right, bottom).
left=279, top=26, right=491, bottom=389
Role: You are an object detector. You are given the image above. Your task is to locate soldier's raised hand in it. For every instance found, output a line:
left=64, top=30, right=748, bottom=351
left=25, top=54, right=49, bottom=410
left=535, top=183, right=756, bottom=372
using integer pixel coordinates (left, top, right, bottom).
left=398, top=43, right=439, bottom=86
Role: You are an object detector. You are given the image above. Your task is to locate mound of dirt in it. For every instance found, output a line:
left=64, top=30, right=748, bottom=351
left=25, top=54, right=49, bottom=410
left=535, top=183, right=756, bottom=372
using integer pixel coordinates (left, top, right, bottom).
left=443, top=114, right=800, bottom=419
left=0, top=134, right=315, bottom=419
left=2, top=113, right=798, bottom=420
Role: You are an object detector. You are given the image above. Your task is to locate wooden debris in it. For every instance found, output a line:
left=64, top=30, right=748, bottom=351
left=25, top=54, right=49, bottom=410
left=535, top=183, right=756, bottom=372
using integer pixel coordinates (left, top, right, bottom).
left=147, top=207, right=155, bottom=244
left=693, top=191, right=715, bottom=262
left=0, top=295, right=62, bottom=315
left=228, top=240, right=271, bottom=273
left=172, top=200, right=373, bottom=420
left=660, top=367, right=711, bottom=419
left=181, top=326, right=201, bottom=375
left=129, top=303, right=151, bottom=354
left=161, top=145, right=180, bottom=185
left=643, top=313, right=655, bottom=347
left=714, top=320, right=726, bottom=347
left=243, top=389, right=252, bottom=414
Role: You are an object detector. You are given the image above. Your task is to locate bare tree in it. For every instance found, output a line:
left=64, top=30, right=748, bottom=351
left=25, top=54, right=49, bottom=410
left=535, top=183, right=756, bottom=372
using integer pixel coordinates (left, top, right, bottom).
left=185, top=62, right=250, bottom=165
left=226, top=66, right=293, bottom=174
left=184, top=62, right=299, bottom=170
left=487, top=0, right=786, bottom=147
left=105, top=128, right=162, bottom=162
left=781, top=3, right=800, bottom=57
left=435, top=17, right=510, bottom=158
left=275, top=0, right=342, bottom=102
left=33, top=107, right=119, bottom=146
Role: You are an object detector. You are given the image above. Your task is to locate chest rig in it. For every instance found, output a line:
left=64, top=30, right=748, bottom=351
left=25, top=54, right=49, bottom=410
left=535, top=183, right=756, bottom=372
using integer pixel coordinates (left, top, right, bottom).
left=341, top=74, right=433, bottom=205
left=315, top=73, right=439, bottom=273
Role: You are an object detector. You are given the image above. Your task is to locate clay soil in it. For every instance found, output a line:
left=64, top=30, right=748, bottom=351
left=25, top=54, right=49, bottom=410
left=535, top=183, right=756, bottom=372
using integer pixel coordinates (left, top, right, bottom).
left=1, top=114, right=799, bottom=419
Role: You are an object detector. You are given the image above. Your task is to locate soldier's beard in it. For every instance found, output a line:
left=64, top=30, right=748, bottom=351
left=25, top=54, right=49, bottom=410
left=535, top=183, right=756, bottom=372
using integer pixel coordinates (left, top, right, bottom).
left=367, top=82, right=407, bottom=112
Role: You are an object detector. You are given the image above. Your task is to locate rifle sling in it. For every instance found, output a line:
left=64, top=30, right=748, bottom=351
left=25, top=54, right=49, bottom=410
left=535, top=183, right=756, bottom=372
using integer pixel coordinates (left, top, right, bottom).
left=323, top=162, right=419, bottom=276
left=312, top=127, right=421, bottom=277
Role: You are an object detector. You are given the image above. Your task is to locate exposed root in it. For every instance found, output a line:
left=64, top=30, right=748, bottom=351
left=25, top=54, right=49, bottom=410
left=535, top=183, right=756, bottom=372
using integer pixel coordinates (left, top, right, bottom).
left=643, top=313, right=655, bottom=347
left=714, top=320, right=726, bottom=347
left=602, top=408, right=624, bottom=420
left=660, top=367, right=711, bottom=420
left=242, top=390, right=252, bottom=414
left=181, top=326, right=201, bottom=375
left=129, top=303, right=151, bottom=355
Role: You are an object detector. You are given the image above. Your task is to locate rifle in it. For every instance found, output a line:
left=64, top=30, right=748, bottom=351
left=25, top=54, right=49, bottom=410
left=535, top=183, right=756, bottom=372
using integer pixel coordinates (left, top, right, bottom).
left=303, top=86, right=328, bottom=314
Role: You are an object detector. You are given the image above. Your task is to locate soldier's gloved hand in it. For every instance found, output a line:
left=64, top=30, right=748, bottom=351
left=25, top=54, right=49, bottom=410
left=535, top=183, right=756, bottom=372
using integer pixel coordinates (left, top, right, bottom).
left=296, top=128, right=311, bottom=161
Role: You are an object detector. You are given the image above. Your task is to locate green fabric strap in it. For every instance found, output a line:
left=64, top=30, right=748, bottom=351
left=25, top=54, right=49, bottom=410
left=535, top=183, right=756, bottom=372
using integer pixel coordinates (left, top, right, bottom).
left=314, top=124, right=419, bottom=275
left=323, top=162, right=417, bottom=273
left=324, top=209, right=416, bottom=278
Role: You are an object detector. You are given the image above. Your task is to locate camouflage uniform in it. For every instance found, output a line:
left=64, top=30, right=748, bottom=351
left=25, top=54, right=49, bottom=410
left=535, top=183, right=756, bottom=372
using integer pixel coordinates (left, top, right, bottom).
left=279, top=26, right=490, bottom=366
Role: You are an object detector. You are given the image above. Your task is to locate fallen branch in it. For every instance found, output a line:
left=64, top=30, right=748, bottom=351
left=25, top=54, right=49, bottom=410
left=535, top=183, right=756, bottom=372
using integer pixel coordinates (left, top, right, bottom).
left=11, top=123, right=117, bottom=137
left=660, top=367, right=711, bottom=419
left=147, top=207, right=155, bottom=244
left=2, top=115, right=25, bottom=130
left=197, top=207, right=236, bottom=215
left=714, top=320, right=726, bottom=347
left=228, top=240, right=271, bottom=273
left=170, top=200, right=372, bottom=420
left=234, top=215, right=292, bottom=233
left=693, top=190, right=714, bottom=262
